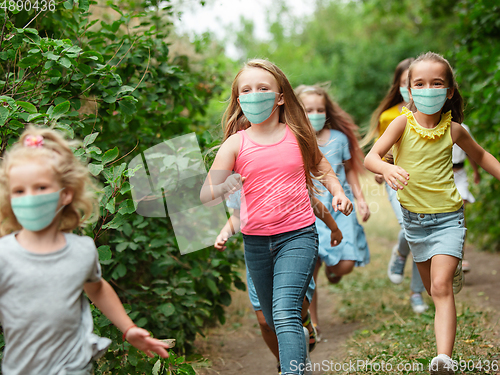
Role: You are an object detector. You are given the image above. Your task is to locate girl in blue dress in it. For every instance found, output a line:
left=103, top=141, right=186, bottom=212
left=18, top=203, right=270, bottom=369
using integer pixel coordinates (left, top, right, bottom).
left=296, top=85, right=370, bottom=337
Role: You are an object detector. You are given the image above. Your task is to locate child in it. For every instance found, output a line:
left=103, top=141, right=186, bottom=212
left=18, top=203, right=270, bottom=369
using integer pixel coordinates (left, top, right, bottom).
left=200, top=59, right=352, bottom=375
left=295, top=85, right=371, bottom=336
left=215, top=190, right=342, bottom=374
left=0, top=126, right=171, bottom=374
left=365, top=52, right=500, bottom=374
left=363, top=58, right=428, bottom=314
left=452, top=124, right=481, bottom=272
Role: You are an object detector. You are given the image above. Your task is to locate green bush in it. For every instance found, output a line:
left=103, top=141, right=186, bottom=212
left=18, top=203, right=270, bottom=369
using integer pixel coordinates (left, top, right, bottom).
left=0, top=0, right=244, bottom=371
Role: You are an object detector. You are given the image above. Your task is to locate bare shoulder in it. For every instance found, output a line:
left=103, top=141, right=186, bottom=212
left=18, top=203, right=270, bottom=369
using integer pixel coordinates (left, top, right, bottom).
left=450, top=121, right=466, bottom=143
left=211, top=133, right=242, bottom=170
left=220, top=133, right=241, bottom=156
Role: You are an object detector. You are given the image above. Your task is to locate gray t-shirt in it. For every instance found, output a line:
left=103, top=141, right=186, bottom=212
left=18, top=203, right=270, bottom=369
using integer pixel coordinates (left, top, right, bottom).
left=0, top=233, right=111, bottom=375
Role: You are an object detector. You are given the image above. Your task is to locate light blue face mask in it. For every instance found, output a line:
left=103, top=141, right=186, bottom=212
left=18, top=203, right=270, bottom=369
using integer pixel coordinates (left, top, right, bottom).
left=238, top=92, right=279, bottom=124
left=308, top=113, right=326, bottom=132
left=410, top=88, right=449, bottom=115
left=11, top=189, right=65, bottom=232
left=399, top=86, right=410, bottom=103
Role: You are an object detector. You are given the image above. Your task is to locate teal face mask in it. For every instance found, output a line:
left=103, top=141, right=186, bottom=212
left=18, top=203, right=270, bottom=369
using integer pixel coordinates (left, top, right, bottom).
left=11, top=189, right=65, bottom=232
left=308, top=113, right=326, bottom=132
left=410, top=88, right=449, bottom=115
left=399, top=87, right=410, bottom=103
left=238, top=92, right=279, bottom=124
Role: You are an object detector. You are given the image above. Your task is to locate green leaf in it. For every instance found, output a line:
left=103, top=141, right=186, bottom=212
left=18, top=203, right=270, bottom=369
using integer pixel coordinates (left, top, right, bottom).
left=83, top=132, right=99, bottom=147
left=79, top=0, right=89, bottom=12
left=118, top=99, right=136, bottom=116
left=88, top=163, right=104, bottom=176
left=206, top=278, right=218, bottom=295
left=97, top=245, right=112, bottom=261
left=158, top=303, right=175, bottom=317
left=0, top=107, right=9, bottom=126
left=102, top=147, right=119, bottom=164
left=59, top=57, right=72, bottom=69
left=152, top=359, right=161, bottom=375
left=27, top=113, right=46, bottom=122
left=50, top=101, right=70, bottom=120
left=118, top=199, right=136, bottom=214
left=18, top=55, right=40, bottom=68
left=16, top=101, right=37, bottom=114
left=63, top=0, right=73, bottom=9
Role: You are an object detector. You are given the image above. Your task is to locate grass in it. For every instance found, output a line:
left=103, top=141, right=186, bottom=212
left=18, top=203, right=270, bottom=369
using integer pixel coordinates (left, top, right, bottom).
left=322, top=177, right=500, bottom=374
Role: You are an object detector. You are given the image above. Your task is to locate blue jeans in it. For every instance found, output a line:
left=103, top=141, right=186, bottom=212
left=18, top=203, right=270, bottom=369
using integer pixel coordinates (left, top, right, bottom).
left=385, top=183, right=425, bottom=293
left=243, top=224, right=318, bottom=375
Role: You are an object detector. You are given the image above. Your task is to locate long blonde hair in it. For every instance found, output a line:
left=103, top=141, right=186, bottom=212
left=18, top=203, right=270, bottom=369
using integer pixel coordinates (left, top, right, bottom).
left=295, top=84, right=365, bottom=175
left=361, top=58, right=415, bottom=147
left=222, top=59, right=326, bottom=191
left=0, top=125, right=96, bottom=235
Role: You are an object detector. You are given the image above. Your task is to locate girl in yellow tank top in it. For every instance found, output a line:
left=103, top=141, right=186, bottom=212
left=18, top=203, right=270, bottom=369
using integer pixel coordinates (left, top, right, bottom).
left=365, top=52, right=500, bottom=375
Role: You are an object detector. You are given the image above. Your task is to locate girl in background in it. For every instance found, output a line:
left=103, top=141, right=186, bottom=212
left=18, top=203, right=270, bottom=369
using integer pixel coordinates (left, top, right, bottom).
left=296, top=85, right=370, bottom=337
left=201, top=59, right=352, bottom=375
left=365, top=52, right=500, bottom=374
left=363, top=58, right=428, bottom=314
left=0, top=126, right=171, bottom=374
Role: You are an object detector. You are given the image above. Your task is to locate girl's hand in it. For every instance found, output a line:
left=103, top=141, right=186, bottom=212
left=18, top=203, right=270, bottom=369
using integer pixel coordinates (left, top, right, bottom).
left=357, top=200, right=370, bottom=222
left=382, top=164, right=409, bottom=191
left=374, top=174, right=384, bottom=184
left=332, top=194, right=353, bottom=216
left=214, top=231, right=231, bottom=251
left=330, top=227, right=343, bottom=247
left=223, top=174, right=246, bottom=196
left=125, top=326, right=172, bottom=358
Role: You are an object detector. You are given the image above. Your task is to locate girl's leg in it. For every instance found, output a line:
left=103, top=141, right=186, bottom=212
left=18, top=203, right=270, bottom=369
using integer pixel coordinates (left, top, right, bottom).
left=272, top=226, right=318, bottom=375
left=324, top=260, right=355, bottom=284
left=255, top=310, right=280, bottom=360
left=418, top=255, right=459, bottom=356
left=410, top=259, right=426, bottom=294
left=309, top=259, right=322, bottom=329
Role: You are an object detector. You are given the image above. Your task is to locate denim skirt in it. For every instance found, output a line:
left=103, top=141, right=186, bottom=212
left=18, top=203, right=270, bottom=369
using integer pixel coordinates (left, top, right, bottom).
left=401, top=206, right=466, bottom=263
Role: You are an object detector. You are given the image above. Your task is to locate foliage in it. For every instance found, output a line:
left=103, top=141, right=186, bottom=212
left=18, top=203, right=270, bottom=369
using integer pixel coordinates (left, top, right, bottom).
left=0, top=0, right=244, bottom=371
left=449, top=0, right=500, bottom=251
left=230, top=0, right=455, bottom=131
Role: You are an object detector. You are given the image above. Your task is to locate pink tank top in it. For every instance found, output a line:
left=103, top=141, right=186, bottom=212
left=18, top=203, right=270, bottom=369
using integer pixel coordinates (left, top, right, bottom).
left=234, top=125, right=315, bottom=235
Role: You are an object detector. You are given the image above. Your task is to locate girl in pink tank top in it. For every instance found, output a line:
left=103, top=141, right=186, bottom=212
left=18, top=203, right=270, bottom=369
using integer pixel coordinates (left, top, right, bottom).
left=201, top=59, right=352, bottom=375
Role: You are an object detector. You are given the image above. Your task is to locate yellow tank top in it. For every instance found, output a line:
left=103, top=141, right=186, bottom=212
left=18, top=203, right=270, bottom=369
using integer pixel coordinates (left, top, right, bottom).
left=378, top=104, right=402, bottom=139
left=393, top=107, right=463, bottom=213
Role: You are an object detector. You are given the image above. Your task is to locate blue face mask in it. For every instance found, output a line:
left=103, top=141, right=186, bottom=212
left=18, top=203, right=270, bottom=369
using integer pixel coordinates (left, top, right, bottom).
left=410, top=88, right=449, bottom=115
left=399, top=86, right=410, bottom=103
left=238, top=92, right=279, bottom=124
left=11, top=189, right=65, bottom=232
left=308, top=113, right=326, bottom=132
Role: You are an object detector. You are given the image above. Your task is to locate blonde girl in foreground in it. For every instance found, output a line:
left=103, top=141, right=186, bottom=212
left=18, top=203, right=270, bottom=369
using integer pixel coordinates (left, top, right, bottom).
left=201, top=59, right=352, bottom=375
left=0, top=126, right=171, bottom=375
left=365, top=52, right=500, bottom=374
left=295, top=85, right=370, bottom=338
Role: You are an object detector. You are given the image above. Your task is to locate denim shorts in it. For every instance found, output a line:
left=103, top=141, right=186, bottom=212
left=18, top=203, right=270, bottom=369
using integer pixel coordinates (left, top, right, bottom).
left=401, top=206, right=466, bottom=263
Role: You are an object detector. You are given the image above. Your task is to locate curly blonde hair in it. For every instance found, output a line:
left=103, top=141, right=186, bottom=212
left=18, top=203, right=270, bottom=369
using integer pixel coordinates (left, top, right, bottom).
left=0, top=125, right=96, bottom=235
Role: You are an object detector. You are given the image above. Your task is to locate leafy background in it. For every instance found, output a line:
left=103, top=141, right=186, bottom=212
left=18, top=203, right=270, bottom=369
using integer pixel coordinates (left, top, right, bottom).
left=0, top=0, right=499, bottom=372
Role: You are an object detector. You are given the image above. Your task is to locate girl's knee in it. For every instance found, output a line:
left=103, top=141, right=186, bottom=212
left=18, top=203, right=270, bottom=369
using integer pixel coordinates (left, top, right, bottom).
left=430, top=278, right=453, bottom=298
left=255, top=310, right=273, bottom=332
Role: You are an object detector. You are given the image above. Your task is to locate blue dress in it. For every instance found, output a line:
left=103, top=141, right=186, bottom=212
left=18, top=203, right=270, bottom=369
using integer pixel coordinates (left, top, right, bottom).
left=314, top=129, right=370, bottom=267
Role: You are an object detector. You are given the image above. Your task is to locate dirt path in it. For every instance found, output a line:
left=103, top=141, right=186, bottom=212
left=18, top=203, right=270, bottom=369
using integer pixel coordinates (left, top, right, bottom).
left=193, top=177, right=500, bottom=374
left=194, top=243, right=500, bottom=375
left=194, top=273, right=359, bottom=375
